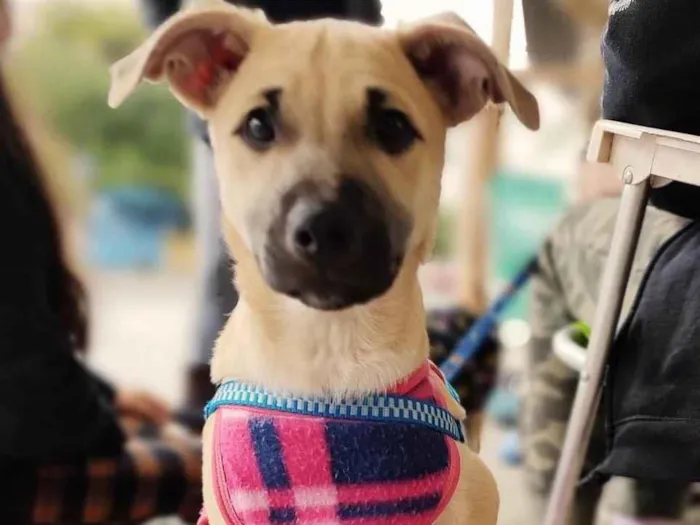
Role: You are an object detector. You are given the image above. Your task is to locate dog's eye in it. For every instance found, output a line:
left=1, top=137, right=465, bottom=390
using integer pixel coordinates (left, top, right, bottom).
left=239, top=108, right=276, bottom=149
left=371, top=109, right=420, bottom=155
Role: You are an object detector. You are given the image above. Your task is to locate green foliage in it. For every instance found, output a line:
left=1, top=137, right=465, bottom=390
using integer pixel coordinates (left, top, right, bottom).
left=8, top=1, right=188, bottom=199
left=571, top=321, right=591, bottom=348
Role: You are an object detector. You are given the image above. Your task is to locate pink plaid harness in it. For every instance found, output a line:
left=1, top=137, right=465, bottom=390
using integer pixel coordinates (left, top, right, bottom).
left=199, top=361, right=464, bottom=525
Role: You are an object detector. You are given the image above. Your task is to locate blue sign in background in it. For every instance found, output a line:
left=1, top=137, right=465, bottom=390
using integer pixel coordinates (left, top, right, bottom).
left=489, top=170, right=567, bottom=319
left=88, top=187, right=189, bottom=269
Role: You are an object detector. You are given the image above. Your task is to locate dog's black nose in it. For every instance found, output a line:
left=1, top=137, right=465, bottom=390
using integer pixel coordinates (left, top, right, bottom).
left=289, top=200, right=359, bottom=264
left=264, top=178, right=411, bottom=310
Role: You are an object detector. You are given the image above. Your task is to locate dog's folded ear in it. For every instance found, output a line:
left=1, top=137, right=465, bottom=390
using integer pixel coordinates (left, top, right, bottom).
left=399, top=12, right=539, bottom=130
left=107, top=0, right=268, bottom=115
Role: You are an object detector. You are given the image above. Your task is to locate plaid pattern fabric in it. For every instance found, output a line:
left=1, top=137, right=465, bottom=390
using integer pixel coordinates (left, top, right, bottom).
left=201, top=363, right=461, bottom=525
left=5, top=425, right=202, bottom=525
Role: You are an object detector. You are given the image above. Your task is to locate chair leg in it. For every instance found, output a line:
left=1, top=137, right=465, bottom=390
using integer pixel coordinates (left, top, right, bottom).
left=543, top=180, right=651, bottom=525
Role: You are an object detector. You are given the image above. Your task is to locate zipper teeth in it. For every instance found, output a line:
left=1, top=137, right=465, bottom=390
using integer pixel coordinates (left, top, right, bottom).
left=213, top=412, right=243, bottom=524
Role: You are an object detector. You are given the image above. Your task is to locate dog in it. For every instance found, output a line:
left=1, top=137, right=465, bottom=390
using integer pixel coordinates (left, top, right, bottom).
left=108, top=1, right=538, bottom=522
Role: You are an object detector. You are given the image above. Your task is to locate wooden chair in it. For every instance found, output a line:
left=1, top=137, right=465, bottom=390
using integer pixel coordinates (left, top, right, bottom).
left=543, top=120, right=700, bottom=524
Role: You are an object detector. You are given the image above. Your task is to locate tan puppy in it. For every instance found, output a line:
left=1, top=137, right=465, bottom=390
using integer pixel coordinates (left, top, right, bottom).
left=109, top=1, right=538, bottom=523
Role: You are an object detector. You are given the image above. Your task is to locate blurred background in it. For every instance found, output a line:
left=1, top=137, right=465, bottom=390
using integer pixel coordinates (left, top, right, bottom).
left=4, top=0, right=607, bottom=523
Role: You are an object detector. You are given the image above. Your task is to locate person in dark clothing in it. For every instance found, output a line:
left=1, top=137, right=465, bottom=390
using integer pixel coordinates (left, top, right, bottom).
left=138, top=0, right=384, bottom=421
left=0, top=18, right=122, bottom=468
left=600, top=0, right=700, bottom=475
left=522, top=1, right=700, bottom=523
left=591, top=2, right=700, bottom=521
left=0, top=2, right=200, bottom=522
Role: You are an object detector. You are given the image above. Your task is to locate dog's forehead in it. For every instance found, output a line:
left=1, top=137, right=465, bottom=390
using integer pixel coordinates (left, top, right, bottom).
left=258, top=19, right=391, bottom=59
left=214, top=20, right=436, bottom=132
left=255, top=21, right=412, bottom=87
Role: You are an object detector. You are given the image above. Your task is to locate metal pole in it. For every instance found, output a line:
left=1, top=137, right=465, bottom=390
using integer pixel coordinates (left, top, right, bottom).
left=543, top=180, right=651, bottom=525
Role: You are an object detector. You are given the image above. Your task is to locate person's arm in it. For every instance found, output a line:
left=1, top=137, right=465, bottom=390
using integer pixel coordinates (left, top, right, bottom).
left=85, top=365, right=118, bottom=402
left=0, top=230, right=125, bottom=461
left=0, top=124, right=124, bottom=463
left=602, top=0, right=700, bottom=218
left=0, top=299, right=125, bottom=461
left=90, top=365, right=172, bottom=426
left=75, top=355, right=172, bottom=427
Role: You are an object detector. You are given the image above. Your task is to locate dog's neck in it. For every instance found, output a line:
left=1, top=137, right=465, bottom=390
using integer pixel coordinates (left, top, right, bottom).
left=210, top=253, right=429, bottom=397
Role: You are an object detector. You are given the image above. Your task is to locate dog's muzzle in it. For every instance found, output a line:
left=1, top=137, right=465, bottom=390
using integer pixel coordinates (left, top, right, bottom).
left=263, top=178, right=410, bottom=310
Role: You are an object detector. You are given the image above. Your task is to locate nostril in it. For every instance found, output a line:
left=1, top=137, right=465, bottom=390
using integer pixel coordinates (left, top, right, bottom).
left=289, top=204, right=356, bottom=261
left=294, top=229, right=317, bottom=253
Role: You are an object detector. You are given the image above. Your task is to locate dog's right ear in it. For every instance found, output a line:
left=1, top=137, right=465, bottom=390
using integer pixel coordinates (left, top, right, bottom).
left=399, top=12, right=539, bottom=130
left=108, top=0, right=268, bottom=116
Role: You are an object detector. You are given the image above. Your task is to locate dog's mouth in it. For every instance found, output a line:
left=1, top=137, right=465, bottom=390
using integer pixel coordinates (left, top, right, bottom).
left=265, top=252, right=404, bottom=311
left=260, top=178, right=410, bottom=311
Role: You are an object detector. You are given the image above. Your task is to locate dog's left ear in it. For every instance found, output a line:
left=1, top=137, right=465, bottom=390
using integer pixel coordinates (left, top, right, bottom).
left=108, top=1, right=268, bottom=115
left=399, top=12, right=539, bottom=130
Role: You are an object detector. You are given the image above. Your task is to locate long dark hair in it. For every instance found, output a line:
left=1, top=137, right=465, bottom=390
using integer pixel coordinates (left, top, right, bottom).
left=0, top=73, right=88, bottom=352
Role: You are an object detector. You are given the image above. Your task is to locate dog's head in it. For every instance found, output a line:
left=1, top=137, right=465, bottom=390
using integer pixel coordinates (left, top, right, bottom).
left=109, top=0, right=538, bottom=311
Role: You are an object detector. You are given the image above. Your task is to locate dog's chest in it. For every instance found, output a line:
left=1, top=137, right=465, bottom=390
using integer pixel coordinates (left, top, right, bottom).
left=210, top=407, right=460, bottom=524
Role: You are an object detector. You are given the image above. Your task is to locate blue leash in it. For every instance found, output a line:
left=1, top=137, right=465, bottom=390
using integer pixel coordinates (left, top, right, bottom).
left=439, top=257, right=538, bottom=383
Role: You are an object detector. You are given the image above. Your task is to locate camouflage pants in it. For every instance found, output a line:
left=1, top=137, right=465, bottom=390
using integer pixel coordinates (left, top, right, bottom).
left=521, top=197, right=697, bottom=524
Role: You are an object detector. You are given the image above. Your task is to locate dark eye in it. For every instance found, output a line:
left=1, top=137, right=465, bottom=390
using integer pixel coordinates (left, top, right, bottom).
left=371, top=109, right=420, bottom=155
left=238, top=108, right=276, bottom=149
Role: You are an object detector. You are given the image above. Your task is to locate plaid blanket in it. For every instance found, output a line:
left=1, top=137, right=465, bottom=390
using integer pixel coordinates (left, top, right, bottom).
left=200, top=362, right=462, bottom=525
left=4, top=425, right=201, bottom=525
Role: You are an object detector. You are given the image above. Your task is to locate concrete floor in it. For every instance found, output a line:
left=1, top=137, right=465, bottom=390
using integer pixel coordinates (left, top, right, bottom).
left=87, top=269, right=540, bottom=525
